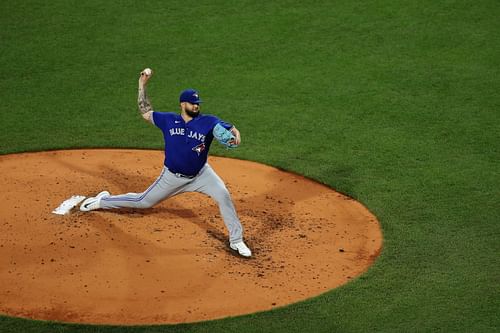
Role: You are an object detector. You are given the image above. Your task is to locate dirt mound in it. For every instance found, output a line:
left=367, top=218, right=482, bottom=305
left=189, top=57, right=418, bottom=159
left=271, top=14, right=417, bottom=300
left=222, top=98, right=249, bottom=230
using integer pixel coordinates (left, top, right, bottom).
left=0, top=149, right=382, bottom=324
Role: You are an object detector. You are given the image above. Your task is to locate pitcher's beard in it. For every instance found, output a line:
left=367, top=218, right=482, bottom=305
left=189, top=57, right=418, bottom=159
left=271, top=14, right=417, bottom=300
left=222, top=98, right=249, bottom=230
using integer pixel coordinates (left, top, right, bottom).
left=185, top=109, right=200, bottom=118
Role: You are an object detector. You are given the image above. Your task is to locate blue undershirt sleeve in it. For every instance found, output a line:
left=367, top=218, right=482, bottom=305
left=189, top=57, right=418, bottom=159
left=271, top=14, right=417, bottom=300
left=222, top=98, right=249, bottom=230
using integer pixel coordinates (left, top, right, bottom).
left=218, top=120, right=233, bottom=130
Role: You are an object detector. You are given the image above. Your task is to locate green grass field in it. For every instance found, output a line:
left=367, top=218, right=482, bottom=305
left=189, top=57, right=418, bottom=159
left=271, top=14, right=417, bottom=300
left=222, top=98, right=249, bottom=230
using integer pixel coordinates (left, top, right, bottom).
left=1, top=0, right=499, bottom=332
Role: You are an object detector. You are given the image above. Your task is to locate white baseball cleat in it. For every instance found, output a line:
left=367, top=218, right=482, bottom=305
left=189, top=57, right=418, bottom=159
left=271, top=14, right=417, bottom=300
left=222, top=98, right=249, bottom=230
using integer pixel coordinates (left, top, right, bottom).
left=230, top=241, right=252, bottom=257
left=80, top=191, right=110, bottom=212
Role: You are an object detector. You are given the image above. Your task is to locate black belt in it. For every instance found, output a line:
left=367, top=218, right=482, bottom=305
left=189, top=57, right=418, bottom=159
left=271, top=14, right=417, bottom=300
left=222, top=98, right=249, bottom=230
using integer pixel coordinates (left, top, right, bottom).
left=167, top=168, right=197, bottom=179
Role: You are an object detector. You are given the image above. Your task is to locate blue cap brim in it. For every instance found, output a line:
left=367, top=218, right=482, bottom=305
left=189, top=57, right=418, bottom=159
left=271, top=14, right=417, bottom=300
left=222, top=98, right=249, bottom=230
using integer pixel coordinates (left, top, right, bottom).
left=180, top=99, right=202, bottom=104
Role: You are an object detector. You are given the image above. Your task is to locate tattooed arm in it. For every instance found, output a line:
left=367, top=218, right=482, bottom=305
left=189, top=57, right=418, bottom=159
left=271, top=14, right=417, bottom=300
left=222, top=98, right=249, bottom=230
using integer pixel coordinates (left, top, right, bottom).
left=138, top=69, right=154, bottom=123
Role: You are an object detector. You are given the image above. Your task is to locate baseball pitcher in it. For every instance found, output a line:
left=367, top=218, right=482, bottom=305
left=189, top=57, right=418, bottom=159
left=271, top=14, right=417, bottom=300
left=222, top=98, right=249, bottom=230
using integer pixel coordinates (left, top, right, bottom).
left=80, top=68, right=252, bottom=257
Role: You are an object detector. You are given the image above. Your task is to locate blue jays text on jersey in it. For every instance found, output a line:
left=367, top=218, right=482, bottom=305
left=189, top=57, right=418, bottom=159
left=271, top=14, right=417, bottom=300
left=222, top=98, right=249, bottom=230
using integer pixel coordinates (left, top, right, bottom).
left=169, top=127, right=206, bottom=142
left=152, top=112, right=232, bottom=176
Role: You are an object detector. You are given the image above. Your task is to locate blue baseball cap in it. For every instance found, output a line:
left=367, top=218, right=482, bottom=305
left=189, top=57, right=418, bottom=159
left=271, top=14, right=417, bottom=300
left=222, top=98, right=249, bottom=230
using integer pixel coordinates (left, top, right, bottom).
left=179, top=89, right=202, bottom=104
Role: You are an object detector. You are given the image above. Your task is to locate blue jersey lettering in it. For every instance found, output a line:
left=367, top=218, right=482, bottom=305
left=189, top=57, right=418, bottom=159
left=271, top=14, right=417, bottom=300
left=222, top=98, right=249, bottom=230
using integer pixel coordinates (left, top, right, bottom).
left=169, top=128, right=185, bottom=136
left=188, top=130, right=206, bottom=142
left=152, top=112, right=232, bottom=176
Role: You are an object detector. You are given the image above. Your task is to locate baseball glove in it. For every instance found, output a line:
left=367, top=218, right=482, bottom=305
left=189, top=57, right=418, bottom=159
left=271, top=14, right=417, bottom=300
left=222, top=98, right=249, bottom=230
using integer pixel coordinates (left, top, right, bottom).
left=213, top=123, right=238, bottom=148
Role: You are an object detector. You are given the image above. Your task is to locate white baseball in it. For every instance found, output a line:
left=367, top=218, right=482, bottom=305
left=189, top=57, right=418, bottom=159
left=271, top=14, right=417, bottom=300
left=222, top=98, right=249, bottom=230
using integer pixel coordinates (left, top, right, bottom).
left=143, top=68, right=152, bottom=76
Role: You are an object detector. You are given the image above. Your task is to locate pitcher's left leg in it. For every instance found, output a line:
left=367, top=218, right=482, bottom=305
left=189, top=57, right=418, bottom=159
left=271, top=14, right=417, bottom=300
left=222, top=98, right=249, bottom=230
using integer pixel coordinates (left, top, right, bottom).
left=189, top=164, right=243, bottom=244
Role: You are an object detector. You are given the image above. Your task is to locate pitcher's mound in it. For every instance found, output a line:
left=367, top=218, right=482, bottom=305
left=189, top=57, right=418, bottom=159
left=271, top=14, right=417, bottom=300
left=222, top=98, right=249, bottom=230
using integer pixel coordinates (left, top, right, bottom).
left=0, top=149, right=382, bottom=325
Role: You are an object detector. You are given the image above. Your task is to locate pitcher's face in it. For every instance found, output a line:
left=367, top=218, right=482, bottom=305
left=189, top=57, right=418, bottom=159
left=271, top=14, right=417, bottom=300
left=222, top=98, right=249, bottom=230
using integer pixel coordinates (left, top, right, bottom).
left=181, top=102, right=200, bottom=118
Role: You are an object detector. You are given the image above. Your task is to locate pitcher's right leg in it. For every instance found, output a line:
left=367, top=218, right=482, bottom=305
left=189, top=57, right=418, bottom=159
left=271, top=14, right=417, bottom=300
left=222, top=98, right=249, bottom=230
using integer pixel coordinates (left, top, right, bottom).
left=82, top=167, right=185, bottom=211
